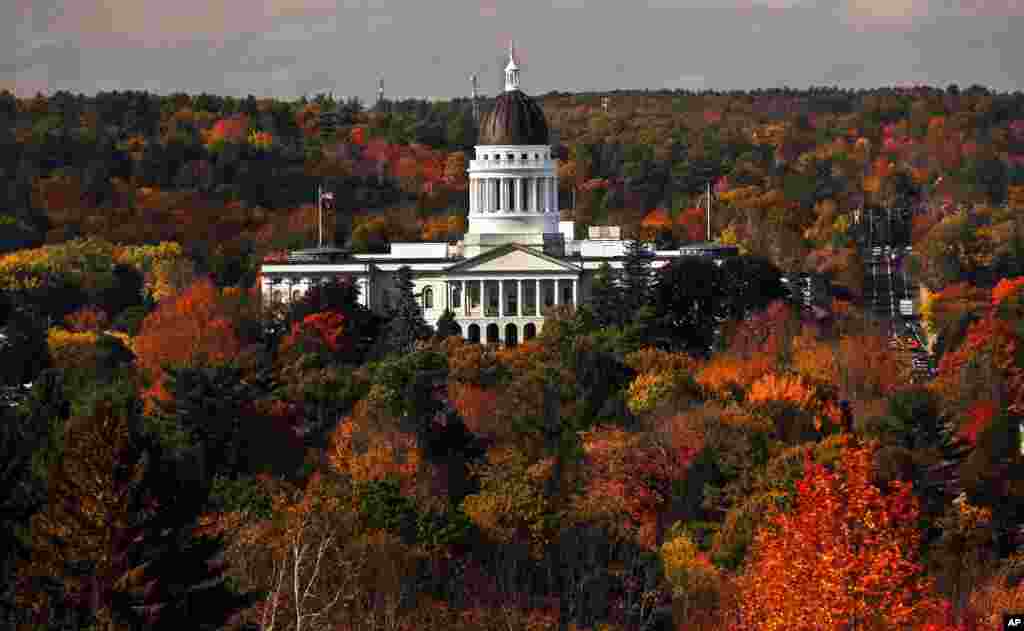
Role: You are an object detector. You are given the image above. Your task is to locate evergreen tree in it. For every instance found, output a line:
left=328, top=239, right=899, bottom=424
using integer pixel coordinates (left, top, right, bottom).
left=149, top=362, right=266, bottom=484
left=0, top=300, right=50, bottom=389
left=588, top=261, right=622, bottom=329
left=620, top=238, right=655, bottom=318
left=435, top=308, right=461, bottom=340
left=382, top=266, right=430, bottom=355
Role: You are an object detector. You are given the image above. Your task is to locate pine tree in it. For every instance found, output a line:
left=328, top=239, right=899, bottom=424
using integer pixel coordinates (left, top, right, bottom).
left=588, top=261, right=622, bottom=328
left=150, top=362, right=264, bottom=484
left=621, top=238, right=655, bottom=318
left=383, top=266, right=430, bottom=356
left=435, top=308, right=461, bottom=340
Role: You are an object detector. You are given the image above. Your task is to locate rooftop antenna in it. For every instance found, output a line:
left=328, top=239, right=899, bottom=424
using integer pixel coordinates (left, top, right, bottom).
left=377, top=76, right=384, bottom=110
left=471, top=73, right=480, bottom=124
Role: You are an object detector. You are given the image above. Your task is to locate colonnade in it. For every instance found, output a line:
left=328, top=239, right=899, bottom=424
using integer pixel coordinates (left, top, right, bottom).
left=470, top=176, right=558, bottom=214
left=447, top=277, right=577, bottom=317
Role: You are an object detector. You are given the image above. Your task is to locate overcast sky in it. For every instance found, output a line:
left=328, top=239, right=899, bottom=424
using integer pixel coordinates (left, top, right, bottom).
left=5, top=0, right=1024, bottom=103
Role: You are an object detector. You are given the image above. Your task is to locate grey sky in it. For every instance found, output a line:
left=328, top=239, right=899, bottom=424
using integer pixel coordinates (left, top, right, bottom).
left=5, top=0, right=1023, bottom=102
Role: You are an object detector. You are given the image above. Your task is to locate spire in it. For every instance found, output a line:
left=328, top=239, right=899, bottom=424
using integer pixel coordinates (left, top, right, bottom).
left=504, top=39, right=520, bottom=92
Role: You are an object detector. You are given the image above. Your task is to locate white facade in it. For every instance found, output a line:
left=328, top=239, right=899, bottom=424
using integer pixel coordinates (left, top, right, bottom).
left=259, top=43, right=736, bottom=345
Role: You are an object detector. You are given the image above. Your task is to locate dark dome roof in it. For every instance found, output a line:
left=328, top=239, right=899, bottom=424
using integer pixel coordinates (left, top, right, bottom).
left=479, top=90, right=549, bottom=145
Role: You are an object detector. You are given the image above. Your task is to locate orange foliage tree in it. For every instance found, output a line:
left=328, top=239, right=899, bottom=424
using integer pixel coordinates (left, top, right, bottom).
left=133, top=277, right=242, bottom=409
left=733, top=437, right=946, bottom=631
left=573, top=425, right=698, bottom=550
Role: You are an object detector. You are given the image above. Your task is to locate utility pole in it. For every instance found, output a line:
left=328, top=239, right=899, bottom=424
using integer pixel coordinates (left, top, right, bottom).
left=317, top=185, right=334, bottom=248
left=706, top=181, right=712, bottom=242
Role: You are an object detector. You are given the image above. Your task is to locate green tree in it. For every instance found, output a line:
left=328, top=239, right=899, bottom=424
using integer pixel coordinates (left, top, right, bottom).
left=0, top=300, right=51, bottom=389
left=717, top=255, right=788, bottom=322
left=381, top=266, right=430, bottom=356
left=651, top=257, right=723, bottom=356
left=435, top=308, right=460, bottom=340
left=149, top=362, right=266, bottom=484
left=621, top=238, right=655, bottom=317
left=588, top=262, right=622, bottom=329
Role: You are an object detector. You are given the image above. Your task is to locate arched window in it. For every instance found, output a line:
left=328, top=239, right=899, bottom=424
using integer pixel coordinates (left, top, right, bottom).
left=423, top=286, right=434, bottom=309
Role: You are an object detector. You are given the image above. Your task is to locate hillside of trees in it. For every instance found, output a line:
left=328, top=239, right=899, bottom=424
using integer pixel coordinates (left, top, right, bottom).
left=1, top=85, right=1023, bottom=629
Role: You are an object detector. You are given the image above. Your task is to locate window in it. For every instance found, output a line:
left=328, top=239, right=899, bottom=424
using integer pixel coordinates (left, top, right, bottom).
left=521, top=153, right=528, bottom=160
left=271, top=290, right=282, bottom=304
left=423, top=286, right=434, bottom=309
left=507, top=153, right=514, bottom=160
left=451, top=285, right=461, bottom=308
left=544, top=284, right=554, bottom=307
left=470, top=282, right=480, bottom=308
left=563, top=285, right=573, bottom=305
left=534, top=153, right=539, bottom=160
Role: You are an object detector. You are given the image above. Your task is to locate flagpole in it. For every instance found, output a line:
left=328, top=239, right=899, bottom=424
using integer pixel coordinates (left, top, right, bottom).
left=317, top=184, right=323, bottom=248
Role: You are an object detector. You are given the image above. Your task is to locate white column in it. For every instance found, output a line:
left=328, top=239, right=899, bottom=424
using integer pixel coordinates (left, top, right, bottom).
left=498, top=279, right=504, bottom=317
left=517, top=279, right=523, bottom=316
left=553, top=279, right=560, bottom=306
left=572, top=278, right=577, bottom=307
left=462, top=280, right=467, bottom=316
left=550, top=177, right=556, bottom=212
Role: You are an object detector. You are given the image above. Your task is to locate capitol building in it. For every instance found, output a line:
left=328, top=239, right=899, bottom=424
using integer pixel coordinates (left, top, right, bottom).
left=261, top=44, right=735, bottom=345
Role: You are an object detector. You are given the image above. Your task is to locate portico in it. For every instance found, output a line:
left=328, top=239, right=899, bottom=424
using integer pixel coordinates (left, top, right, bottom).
left=438, top=243, right=579, bottom=344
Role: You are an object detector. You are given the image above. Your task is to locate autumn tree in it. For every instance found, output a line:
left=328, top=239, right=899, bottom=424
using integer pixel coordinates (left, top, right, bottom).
left=133, top=276, right=242, bottom=409
left=734, top=437, right=946, bottom=631
left=17, top=394, right=252, bottom=631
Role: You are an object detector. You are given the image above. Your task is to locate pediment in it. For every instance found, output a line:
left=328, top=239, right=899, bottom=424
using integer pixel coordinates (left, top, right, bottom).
left=448, top=244, right=579, bottom=274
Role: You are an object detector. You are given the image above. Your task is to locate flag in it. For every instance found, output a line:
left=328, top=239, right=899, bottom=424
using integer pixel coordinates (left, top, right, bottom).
left=320, top=190, right=334, bottom=210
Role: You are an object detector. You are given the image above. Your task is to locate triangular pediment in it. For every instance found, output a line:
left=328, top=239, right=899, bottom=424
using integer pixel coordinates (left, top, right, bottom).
left=447, top=244, right=579, bottom=274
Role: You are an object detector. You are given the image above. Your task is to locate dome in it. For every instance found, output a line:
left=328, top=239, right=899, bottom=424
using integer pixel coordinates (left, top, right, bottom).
left=478, top=89, right=549, bottom=145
